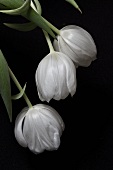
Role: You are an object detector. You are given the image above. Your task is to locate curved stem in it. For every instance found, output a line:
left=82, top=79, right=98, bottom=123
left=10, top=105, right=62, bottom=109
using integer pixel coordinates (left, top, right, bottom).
left=22, top=7, right=56, bottom=38
left=42, top=17, right=60, bottom=35
left=1, top=1, right=59, bottom=38
left=43, top=30, right=54, bottom=53
left=8, top=67, right=32, bottom=108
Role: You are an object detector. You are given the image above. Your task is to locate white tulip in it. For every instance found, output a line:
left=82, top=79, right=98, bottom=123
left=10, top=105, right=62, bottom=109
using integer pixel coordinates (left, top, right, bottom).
left=35, top=51, right=77, bottom=102
left=53, top=25, right=97, bottom=67
left=14, top=104, right=64, bottom=154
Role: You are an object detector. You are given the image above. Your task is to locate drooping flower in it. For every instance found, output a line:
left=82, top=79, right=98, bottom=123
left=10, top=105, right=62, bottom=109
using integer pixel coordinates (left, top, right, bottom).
left=53, top=25, right=97, bottom=67
left=35, top=51, right=77, bottom=102
left=14, top=104, right=64, bottom=154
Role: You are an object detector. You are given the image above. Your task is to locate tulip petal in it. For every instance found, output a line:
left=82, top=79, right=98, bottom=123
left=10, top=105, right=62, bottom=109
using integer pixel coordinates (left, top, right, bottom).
left=57, top=52, right=77, bottom=96
left=62, top=26, right=97, bottom=57
left=54, top=25, right=97, bottom=67
left=15, top=105, right=64, bottom=154
left=34, top=104, right=65, bottom=131
left=53, top=39, right=59, bottom=52
left=58, top=36, right=92, bottom=66
left=36, top=53, right=57, bottom=102
left=36, top=106, right=63, bottom=149
left=34, top=104, right=64, bottom=136
left=14, top=107, right=28, bottom=147
left=56, top=36, right=78, bottom=62
left=23, top=109, right=43, bottom=153
left=38, top=113, right=60, bottom=150
left=36, top=52, right=77, bottom=101
left=48, top=124, right=60, bottom=149
left=23, top=108, right=56, bottom=153
left=54, top=54, right=69, bottom=100
left=60, top=33, right=92, bottom=65
left=57, top=52, right=76, bottom=98
left=63, top=26, right=97, bottom=58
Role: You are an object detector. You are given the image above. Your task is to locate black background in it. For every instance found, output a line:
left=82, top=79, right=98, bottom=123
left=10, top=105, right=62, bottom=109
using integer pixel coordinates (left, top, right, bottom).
left=0, top=0, right=113, bottom=169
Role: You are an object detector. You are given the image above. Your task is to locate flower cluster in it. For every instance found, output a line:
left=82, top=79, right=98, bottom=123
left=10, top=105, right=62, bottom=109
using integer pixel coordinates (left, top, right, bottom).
left=35, top=25, right=97, bottom=102
left=0, top=0, right=97, bottom=154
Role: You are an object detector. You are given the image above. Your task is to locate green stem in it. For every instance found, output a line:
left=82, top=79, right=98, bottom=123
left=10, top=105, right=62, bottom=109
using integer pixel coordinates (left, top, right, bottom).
left=22, top=7, right=56, bottom=38
left=0, top=0, right=24, bottom=9
left=8, top=67, right=32, bottom=108
left=42, top=17, right=60, bottom=35
left=43, top=30, right=54, bottom=53
left=1, top=1, right=59, bottom=37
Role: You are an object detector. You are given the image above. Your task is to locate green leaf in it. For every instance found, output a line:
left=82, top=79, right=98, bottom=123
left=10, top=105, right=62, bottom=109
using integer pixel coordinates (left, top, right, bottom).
left=65, top=0, right=82, bottom=13
left=0, top=0, right=55, bottom=38
left=0, top=3, right=9, bottom=10
left=3, top=0, right=42, bottom=32
left=11, top=83, right=26, bottom=100
left=31, top=0, right=42, bottom=15
left=23, top=7, right=56, bottom=38
left=4, top=22, right=37, bottom=31
left=0, top=50, right=12, bottom=122
left=0, top=0, right=30, bottom=15
left=0, top=0, right=24, bottom=9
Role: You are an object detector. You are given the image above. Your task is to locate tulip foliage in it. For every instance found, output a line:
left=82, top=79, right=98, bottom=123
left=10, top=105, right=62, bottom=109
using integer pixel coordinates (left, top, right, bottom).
left=0, top=0, right=97, bottom=154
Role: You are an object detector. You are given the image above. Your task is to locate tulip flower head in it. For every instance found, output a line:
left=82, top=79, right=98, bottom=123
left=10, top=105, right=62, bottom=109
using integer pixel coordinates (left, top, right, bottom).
left=53, top=25, right=97, bottom=67
left=35, top=51, right=77, bottom=102
left=14, top=104, right=65, bottom=154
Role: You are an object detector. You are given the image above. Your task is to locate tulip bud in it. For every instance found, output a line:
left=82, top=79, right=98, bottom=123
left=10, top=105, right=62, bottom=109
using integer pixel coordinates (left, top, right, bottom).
left=35, top=51, right=77, bottom=102
left=53, top=25, right=97, bottom=67
left=14, top=104, right=65, bottom=154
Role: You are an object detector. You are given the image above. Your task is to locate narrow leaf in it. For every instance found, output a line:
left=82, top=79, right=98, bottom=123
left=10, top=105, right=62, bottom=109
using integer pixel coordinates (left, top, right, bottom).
left=4, top=22, right=37, bottom=31
left=65, top=0, right=82, bottom=13
left=0, top=3, right=8, bottom=10
left=2, top=1, right=42, bottom=32
left=0, top=0, right=24, bottom=9
left=0, top=0, right=30, bottom=15
left=31, top=0, right=42, bottom=15
left=0, top=0, right=55, bottom=38
left=23, top=8, right=56, bottom=38
left=11, top=83, right=27, bottom=100
left=0, top=50, right=12, bottom=122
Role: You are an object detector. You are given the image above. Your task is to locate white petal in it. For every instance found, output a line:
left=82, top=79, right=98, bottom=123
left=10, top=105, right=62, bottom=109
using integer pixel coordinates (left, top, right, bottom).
left=23, top=108, right=58, bottom=153
left=57, top=36, right=78, bottom=63
left=36, top=108, right=62, bottom=150
left=35, top=53, right=57, bottom=102
left=35, top=51, right=76, bottom=101
left=53, top=39, right=60, bottom=51
left=23, top=108, right=44, bottom=153
left=48, top=124, right=60, bottom=149
left=34, top=104, right=65, bottom=134
left=54, top=25, right=97, bottom=67
left=57, top=52, right=77, bottom=96
left=54, top=53, right=70, bottom=100
left=36, top=52, right=69, bottom=101
left=61, top=27, right=96, bottom=58
left=61, top=25, right=97, bottom=56
left=14, top=107, right=28, bottom=147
